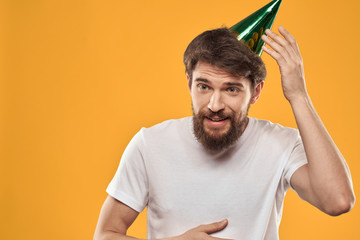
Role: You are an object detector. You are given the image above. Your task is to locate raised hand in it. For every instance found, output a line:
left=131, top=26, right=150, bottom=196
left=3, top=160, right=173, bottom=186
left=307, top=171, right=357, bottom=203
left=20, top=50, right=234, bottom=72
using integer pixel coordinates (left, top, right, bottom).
left=261, top=26, right=307, bottom=103
left=261, top=26, right=355, bottom=217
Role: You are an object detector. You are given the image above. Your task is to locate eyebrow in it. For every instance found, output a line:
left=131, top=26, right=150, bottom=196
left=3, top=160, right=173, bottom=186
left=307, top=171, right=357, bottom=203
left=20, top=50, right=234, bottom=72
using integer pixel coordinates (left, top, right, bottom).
left=225, top=82, right=244, bottom=88
left=194, top=78, right=209, bottom=83
left=195, top=78, right=244, bottom=88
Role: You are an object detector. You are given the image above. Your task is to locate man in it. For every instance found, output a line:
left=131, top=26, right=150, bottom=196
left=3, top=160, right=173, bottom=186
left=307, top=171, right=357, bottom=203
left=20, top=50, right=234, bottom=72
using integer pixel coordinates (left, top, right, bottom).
left=94, top=26, right=355, bottom=240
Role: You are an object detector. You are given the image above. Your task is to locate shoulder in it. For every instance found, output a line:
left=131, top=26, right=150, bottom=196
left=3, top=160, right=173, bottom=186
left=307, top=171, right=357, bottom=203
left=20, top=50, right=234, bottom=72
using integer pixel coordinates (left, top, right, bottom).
left=249, top=117, right=299, bottom=143
left=124, top=117, right=192, bottom=155
left=140, top=116, right=192, bottom=140
left=142, top=117, right=190, bottom=133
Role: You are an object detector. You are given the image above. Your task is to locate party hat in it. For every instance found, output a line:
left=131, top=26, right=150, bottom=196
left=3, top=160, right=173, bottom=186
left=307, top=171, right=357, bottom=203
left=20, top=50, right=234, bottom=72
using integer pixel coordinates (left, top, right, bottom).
left=230, top=0, right=282, bottom=56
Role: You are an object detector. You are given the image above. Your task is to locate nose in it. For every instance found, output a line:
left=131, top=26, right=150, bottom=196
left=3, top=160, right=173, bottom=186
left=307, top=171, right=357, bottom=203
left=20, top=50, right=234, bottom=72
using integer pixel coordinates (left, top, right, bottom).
left=208, top=91, right=225, bottom=112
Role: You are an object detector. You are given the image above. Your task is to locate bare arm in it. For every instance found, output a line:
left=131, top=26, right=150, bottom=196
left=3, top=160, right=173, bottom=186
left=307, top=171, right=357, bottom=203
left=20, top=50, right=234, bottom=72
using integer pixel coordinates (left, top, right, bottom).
left=261, top=26, right=355, bottom=216
left=94, top=196, right=231, bottom=240
left=94, top=196, right=140, bottom=240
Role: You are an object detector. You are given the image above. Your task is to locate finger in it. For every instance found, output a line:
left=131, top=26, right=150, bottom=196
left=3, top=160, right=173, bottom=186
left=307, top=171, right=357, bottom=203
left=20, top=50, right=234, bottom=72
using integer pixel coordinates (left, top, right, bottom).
left=278, top=26, right=302, bottom=58
left=208, top=236, right=234, bottom=240
left=261, top=34, right=290, bottom=63
left=278, top=26, right=296, bottom=48
left=264, top=29, right=288, bottom=50
left=264, top=29, right=296, bottom=62
left=196, top=219, right=228, bottom=234
left=261, top=43, right=286, bottom=65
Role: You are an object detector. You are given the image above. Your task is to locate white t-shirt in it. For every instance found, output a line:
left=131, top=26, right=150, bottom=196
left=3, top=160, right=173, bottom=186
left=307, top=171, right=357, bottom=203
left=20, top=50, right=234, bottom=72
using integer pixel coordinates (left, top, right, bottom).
left=107, top=117, right=307, bottom=240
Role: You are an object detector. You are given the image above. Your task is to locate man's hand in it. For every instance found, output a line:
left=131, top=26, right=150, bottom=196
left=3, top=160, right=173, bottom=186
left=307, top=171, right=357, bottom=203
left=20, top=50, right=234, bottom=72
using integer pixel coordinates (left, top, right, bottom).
left=175, top=219, right=231, bottom=240
left=95, top=197, right=232, bottom=240
left=261, top=26, right=307, bottom=103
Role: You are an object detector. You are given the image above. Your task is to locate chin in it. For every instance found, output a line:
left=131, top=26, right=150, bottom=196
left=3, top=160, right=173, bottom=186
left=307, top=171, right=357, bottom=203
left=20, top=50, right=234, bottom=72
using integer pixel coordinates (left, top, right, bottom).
left=204, top=128, right=230, bottom=138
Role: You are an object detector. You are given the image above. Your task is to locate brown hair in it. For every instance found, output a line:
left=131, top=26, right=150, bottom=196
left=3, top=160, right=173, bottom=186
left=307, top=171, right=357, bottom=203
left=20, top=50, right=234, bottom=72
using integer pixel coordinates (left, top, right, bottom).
left=183, top=28, right=266, bottom=88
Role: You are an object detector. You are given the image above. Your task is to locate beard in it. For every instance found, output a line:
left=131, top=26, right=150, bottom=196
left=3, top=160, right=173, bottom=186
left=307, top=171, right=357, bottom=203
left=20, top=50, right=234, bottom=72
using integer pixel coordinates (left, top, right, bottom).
left=192, top=104, right=250, bottom=152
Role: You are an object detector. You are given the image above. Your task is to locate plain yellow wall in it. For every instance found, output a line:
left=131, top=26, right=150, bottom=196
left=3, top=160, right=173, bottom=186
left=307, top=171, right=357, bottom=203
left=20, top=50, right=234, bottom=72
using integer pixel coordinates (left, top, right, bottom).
left=1, top=0, right=360, bottom=239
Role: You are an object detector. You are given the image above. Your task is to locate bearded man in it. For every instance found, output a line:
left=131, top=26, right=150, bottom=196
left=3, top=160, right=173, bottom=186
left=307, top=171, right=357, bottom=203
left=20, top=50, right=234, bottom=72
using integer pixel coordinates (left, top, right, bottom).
left=94, top=27, right=355, bottom=240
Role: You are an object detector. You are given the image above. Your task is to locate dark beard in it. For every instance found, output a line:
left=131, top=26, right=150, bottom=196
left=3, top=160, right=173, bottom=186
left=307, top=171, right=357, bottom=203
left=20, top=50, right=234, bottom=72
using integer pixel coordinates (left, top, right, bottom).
left=192, top=106, right=249, bottom=152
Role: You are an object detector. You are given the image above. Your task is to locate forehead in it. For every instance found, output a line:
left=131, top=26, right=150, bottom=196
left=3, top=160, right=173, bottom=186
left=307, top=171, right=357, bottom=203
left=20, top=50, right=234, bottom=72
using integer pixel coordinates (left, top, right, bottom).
left=193, top=61, right=250, bottom=85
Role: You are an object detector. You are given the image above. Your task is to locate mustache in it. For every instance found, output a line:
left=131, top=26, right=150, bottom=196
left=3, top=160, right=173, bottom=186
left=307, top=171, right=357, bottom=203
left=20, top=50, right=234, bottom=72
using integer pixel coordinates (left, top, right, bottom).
left=200, top=110, right=231, bottom=119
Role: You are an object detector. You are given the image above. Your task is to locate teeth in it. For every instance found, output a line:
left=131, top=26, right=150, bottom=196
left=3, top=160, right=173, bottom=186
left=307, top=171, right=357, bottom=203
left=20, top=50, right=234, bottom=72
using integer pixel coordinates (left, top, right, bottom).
left=210, top=118, right=226, bottom=122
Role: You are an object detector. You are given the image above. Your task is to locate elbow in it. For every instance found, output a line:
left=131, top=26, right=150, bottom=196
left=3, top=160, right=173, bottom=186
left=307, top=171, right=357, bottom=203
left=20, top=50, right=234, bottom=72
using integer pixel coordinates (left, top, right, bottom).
left=324, top=192, right=356, bottom=216
left=93, top=234, right=101, bottom=240
left=93, top=230, right=110, bottom=240
left=93, top=231, right=105, bottom=240
left=94, top=230, right=127, bottom=240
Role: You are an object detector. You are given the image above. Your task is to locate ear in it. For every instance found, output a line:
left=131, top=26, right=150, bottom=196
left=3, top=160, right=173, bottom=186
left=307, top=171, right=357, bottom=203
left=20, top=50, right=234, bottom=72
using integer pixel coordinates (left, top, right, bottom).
left=250, top=81, right=264, bottom=104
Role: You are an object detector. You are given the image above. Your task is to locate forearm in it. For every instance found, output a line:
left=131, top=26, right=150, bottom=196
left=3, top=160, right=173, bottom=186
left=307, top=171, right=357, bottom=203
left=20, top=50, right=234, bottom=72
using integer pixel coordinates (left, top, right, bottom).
left=94, top=219, right=229, bottom=240
left=262, top=26, right=355, bottom=215
left=94, top=231, right=142, bottom=240
left=94, top=231, right=176, bottom=240
left=290, top=94, right=355, bottom=213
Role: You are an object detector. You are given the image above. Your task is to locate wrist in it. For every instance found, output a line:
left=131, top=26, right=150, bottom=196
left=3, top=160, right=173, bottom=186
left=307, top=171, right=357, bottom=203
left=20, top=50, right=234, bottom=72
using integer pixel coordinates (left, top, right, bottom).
left=288, top=93, right=316, bottom=121
left=288, top=93, right=310, bottom=107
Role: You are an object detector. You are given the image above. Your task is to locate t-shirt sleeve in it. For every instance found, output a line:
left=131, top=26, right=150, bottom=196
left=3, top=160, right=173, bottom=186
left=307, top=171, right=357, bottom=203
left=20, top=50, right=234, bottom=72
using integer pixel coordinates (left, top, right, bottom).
left=283, top=134, right=308, bottom=191
left=106, top=129, right=149, bottom=213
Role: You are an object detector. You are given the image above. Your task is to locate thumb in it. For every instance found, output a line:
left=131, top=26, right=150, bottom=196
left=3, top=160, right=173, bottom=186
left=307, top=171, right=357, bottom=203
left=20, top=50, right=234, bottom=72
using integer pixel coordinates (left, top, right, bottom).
left=197, top=219, right=228, bottom=234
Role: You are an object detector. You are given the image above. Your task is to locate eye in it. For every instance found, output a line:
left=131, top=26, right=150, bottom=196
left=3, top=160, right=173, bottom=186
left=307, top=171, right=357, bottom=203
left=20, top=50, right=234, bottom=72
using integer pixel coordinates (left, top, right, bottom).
left=227, top=87, right=240, bottom=93
left=197, top=84, right=209, bottom=91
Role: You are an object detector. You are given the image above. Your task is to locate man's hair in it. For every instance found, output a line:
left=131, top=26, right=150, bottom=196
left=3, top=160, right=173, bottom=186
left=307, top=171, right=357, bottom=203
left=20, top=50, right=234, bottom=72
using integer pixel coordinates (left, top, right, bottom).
left=183, top=28, right=267, bottom=88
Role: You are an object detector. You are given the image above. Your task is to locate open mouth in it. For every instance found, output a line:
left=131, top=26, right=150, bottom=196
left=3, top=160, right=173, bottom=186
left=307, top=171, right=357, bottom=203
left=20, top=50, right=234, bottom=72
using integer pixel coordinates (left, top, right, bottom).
left=207, top=117, right=228, bottom=122
left=205, top=117, right=230, bottom=128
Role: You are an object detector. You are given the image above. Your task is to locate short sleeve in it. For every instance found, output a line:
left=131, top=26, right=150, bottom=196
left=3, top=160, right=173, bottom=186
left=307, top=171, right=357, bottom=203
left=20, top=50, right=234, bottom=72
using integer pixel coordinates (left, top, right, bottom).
left=106, top=129, right=149, bottom=213
left=283, top=135, right=308, bottom=190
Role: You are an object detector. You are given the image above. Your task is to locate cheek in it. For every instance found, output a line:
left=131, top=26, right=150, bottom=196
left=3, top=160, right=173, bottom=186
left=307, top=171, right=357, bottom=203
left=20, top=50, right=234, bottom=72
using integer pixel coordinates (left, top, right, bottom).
left=227, top=96, right=251, bottom=115
left=191, top=92, right=209, bottom=113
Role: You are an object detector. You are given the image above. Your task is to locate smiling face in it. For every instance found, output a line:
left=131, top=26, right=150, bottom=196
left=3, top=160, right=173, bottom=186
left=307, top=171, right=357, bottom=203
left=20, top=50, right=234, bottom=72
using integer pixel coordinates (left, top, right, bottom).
left=189, top=61, right=263, bottom=152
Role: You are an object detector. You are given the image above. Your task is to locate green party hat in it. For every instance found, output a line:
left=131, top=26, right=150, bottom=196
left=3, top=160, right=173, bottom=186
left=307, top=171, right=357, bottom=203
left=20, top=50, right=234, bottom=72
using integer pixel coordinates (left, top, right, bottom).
left=230, top=0, right=282, bottom=56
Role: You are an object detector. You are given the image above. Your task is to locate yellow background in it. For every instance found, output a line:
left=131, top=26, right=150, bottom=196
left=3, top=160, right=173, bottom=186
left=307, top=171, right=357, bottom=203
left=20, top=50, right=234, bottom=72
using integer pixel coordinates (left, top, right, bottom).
left=1, top=0, right=360, bottom=239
